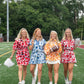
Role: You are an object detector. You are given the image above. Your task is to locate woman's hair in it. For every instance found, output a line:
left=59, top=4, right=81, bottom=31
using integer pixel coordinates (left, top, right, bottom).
left=62, top=28, right=73, bottom=40
left=15, top=28, right=30, bottom=40
left=32, top=28, right=43, bottom=40
left=49, top=30, right=59, bottom=43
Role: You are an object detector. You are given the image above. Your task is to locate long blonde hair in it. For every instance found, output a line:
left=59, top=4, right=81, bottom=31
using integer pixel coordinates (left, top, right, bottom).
left=32, top=28, right=43, bottom=40
left=15, top=28, right=30, bottom=40
left=49, top=30, right=59, bottom=43
left=62, top=28, right=73, bottom=40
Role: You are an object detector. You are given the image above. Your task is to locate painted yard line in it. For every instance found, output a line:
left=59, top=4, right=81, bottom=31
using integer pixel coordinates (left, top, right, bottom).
left=0, top=50, right=12, bottom=57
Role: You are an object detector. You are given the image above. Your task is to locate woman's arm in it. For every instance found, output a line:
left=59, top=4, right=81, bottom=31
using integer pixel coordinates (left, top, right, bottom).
left=74, top=39, right=77, bottom=50
left=74, top=45, right=77, bottom=50
left=29, top=40, right=34, bottom=50
left=29, top=44, right=34, bottom=50
left=10, top=40, right=18, bottom=59
left=57, top=43, right=62, bottom=54
left=10, top=50, right=15, bottom=59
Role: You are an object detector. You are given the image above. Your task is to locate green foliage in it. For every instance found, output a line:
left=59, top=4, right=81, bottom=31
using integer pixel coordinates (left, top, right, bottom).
left=0, top=0, right=84, bottom=41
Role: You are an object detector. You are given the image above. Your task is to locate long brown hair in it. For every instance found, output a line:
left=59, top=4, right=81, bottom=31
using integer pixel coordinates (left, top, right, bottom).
left=32, top=28, right=43, bottom=40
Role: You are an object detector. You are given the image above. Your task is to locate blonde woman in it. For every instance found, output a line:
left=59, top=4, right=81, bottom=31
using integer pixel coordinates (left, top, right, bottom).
left=29, top=28, right=46, bottom=84
left=61, top=28, right=77, bottom=84
left=44, top=31, right=62, bottom=84
left=10, top=28, right=30, bottom=84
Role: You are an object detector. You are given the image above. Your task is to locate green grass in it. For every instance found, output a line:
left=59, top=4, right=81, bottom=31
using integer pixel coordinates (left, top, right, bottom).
left=0, top=42, right=84, bottom=84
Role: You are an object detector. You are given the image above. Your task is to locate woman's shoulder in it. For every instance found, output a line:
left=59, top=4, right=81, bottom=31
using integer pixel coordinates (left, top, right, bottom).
left=26, top=38, right=30, bottom=41
left=46, top=41, right=50, bottom=44
left=26, top=38, right=29, bottom=40
left=58, top=41, right=61, bottom=43
left=72, top=39, right=74, bottom=41
left=40, top=39, right=46, bottom=43
left=14, top=38, right=19, bottom=42
left=61, top=39, right=65, bottom=42
left=30, top=39, right=34, bottom=41
left=41, top=38, right=46, bottom=41
left=15, top=38, right=23, bottom=41
left=71, top=39, right=75, bottom=42
left=58, top=41, right=61, bottom=45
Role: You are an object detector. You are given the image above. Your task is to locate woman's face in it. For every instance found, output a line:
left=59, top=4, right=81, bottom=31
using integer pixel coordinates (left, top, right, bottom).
left=65, top=29, right=71, bottom=38
left=21, top=29, right=27, bottom=38
left=36, top=29, right=41, bottom=37
left=51, top=32, right=56, bottom=40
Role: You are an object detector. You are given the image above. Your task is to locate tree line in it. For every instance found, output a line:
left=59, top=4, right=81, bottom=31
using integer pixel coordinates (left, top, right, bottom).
left=0, top=0, right=84, bottom=41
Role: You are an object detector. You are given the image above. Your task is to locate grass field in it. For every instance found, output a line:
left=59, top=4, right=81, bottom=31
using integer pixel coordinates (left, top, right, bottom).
left=0, top=42, right=84, bottom=84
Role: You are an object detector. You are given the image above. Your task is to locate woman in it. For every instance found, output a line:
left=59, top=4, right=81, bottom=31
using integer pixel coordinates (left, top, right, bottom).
left=61, top=28, right=77, bottom=84
left=29, top=28, right=46, bottom=84
left=10, top=28, right=30, bottom=84
left=44, top=31, right=62, bottom=84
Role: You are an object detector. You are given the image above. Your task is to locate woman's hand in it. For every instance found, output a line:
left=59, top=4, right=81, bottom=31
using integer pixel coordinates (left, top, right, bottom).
left=74, top=45, right=77, bottom=50
left=50, top=45, right=59, bottom=52
left=10, top=55, right=13, bottom=59
left=10, top=50, right=15, bottom=59
left=52, top=46, right=59, bottom=52
left=31, top=39, right=34, bottom=45
left=29, top=39, right=34, bottom=50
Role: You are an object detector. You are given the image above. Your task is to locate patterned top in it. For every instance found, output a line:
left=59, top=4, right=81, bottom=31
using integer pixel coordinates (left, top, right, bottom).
left=29, top=39, right=46, bottom=64
left=61, top=39, right=75, bottom=51
left=30, top=39, right=46, bottom=53
left=13, top=38, right=30, bottom=65
left=61, top=39, right=76, bottom=63
left=44, top=40, right=62, bottom=61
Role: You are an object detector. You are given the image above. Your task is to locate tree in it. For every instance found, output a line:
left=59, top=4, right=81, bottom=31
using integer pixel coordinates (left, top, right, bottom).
left=0, top=0, right=84, bottom=41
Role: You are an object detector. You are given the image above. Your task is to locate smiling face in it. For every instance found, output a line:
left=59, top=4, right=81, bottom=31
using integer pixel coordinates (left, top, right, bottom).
left=36, top=29, right=41, bottom=37
left=21, top=29, right=27, bottom=38
left=50, top=32, right=57, bottom=40
left=65, top=29, right=71, bottom=38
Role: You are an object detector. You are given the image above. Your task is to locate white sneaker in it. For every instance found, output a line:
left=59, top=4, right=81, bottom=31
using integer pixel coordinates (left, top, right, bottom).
left=18, top=82, right=22, bottom=84
left=22, top=80, right=25, bottom=84
left=49, top=81, right=53, bottom=84
left=65, top=79, right=69, bottom=84
left=32, top=77, right=35, bottom=84
left=37, top=82, right=41, bottom=84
